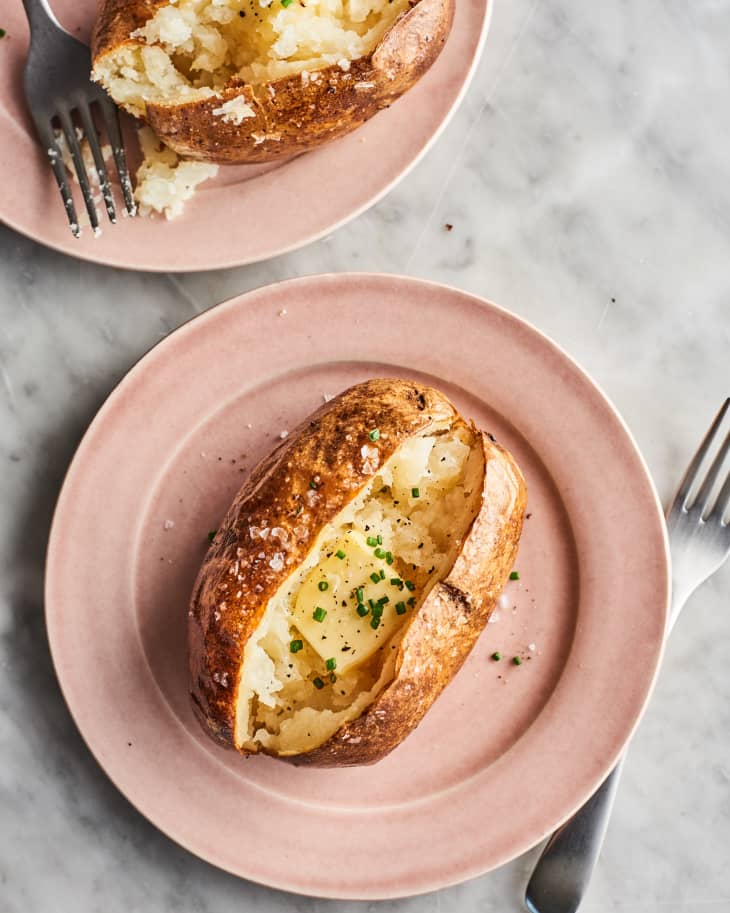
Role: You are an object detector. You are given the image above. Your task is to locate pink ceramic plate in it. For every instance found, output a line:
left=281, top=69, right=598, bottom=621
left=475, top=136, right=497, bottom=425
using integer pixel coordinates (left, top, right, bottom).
left=0, top=2, right=490, bottom=271
left=46, top=274, right=670, bottom=899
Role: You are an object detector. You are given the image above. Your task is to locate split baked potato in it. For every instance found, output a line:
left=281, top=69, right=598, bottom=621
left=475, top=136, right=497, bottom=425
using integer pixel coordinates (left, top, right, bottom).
left=189, top=379, right=527, bottom=766
left=91, top=0, right=455, bottom=164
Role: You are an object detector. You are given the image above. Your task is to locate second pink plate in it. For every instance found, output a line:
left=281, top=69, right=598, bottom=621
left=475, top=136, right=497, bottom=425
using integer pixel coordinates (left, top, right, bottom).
left=0, top=1, right=490, bottom=271
left=46, top=274, right=669, bottom=898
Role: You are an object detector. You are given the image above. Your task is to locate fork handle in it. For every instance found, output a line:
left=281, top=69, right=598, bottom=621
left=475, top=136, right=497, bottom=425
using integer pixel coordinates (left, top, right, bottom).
left=524, top=581, right=690, bottom=913
left=524, top=756, right=625, bottom=913
left=21, top=0, right=63, bottom=34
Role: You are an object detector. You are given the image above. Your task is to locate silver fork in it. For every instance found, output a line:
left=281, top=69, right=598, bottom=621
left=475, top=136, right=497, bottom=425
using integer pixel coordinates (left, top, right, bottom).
left=525, top=398, right=730, bottom=913
left=22, top=0, right=135, bottom=237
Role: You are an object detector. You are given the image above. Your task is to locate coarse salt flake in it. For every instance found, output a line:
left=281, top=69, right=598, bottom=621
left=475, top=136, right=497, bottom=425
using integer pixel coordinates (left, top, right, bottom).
left=163, top=519, right=175, bottom=530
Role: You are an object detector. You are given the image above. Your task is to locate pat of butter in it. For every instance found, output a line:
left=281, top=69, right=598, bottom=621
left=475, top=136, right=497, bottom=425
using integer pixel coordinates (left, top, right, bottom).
left=293, top=530, right=407, bottom=673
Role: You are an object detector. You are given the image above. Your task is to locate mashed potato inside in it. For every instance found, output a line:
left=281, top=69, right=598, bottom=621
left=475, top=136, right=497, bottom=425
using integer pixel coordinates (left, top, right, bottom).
left=94, top=0, right=411, bottom=116
left=133, top=126, right=219, bottom=218
left=235, top=426, right=484, bottom=755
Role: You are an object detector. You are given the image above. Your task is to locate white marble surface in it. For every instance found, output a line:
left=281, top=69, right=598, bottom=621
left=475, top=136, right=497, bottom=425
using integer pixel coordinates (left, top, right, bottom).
left=1, top=0, right=730, bottom=910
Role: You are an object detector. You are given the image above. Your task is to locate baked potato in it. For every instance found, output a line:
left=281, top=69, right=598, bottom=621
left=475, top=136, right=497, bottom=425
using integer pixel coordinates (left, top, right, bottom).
left=189, top=379, right=527, bottom=766
left=91, top=0, right=455, bottom=164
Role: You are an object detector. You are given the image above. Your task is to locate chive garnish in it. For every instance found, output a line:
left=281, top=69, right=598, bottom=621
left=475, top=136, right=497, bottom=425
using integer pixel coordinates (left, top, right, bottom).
left=368, top=429, right=380, bottom=441
left=207, top=529, right=217, bottom=542
left=313, top=677, right=325, bottom=689
left=491, top=651, right=502, bottom=661
left=309, top=479, right=318, bottom=489
left=512, top=656, right=522, bottom=666
left=318, top=580, right=329, bottom=591
left=366, top=536, right=378, bottom=547
left=405, top=580, right=416, bottom=591
left=411, top=487, right=420, bottom=498
left=372, top=603, right=383, bottom=617
left=510, top=570, right=520, bottom=580
left=329, top=672, right=337, bottom=683
left=335, top=549, right=346, bottom=559
left=407, top=596, right=416, bottom=607
left=326, top=657, right=337, bottom=671
left=378, top=595, right=389, bottom=605
left=396, top=601, right=407, bottom=615
left=374, top=547, right=386, bottom=559
left=368, top=598, right=377, bottom=610
left=313, top=606, right=327, bottom=623
left=356, top=587, right=364, bottom=603
left=370, top=616, right=381, bottom=629
left=376, top=534, right=383, bottom=544
left=281, top=0, right=293, bottom=6
left=290, top=640, right=303, bottom=653
left=356, top=604, right=369, bottom=617
left=370, top=572, right=380, bottom=584
left=390, top=578, right=402, bottom=587
left=386, top=552, right=394, bottom=565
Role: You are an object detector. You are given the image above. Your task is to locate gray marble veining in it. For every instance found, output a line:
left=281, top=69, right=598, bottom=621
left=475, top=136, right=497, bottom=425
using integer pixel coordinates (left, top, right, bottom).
left=1, top=0, right=729, bottom=911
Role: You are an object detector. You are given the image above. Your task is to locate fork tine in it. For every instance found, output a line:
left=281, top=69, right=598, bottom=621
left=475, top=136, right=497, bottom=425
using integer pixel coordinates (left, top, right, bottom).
left=709, top=463, right=730, bottom=522
left=57, top=108, right=100, bottom=233
left=36, top=125, right=81, bottom=238
left=97, top=96, right=136, bottom=216
left=673, top=399, right=730, bottom=511
left=694, top=428, right=730, bottom=518
left=77, top=103, right=116, bottom=224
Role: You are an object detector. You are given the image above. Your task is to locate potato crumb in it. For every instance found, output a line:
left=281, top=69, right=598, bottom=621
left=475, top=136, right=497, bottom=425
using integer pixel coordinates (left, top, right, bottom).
left=133, top=126, right=218, bottom=220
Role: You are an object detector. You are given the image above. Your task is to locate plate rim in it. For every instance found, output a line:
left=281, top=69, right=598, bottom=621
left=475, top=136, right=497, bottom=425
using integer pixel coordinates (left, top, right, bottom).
left=45, top=272, right=671, bottom=898
left=0, top=1, right=493, bottom=272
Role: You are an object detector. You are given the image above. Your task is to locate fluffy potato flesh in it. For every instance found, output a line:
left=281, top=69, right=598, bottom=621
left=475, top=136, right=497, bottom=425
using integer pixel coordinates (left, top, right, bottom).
left=235, top=425, right=484, bottom=755
left=94, top=0, right=412, bottom=117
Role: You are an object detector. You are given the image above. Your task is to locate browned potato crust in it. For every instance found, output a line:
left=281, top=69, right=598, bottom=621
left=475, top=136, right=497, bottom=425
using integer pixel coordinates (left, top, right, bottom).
left=189, top=380, right=526, bottom=766
left=91, top=0, right=455, bottom=164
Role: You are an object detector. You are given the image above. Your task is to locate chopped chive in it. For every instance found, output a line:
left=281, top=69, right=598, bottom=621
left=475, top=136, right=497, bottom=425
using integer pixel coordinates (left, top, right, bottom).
left=329, top=672, right=337, bottom=683
left=0, top=29, right=6, bottom=38
left=313, top=606, right=327, bottom=623
left=370, top=572, right=381, bottom=584
left=510, top=570, right=520, bottom=580
left=313, top=676, right=325, bottom=689
left=512, top=656, right=522, bottom=666
left=405, top=580, right=416, bottom=591
left=491, top=651, right=502, bottom=661
left=368, top=429, right=380, bottom=441
left=335, top=549, right=346, bottom=559
left=309, top=480, right=318, bottom=489
left=281, top=0, right=293, bottom=5
left=366, top=536, right=378, bottom=547
left=207, top=529, right=218, bottom=542
left=376, top=534, right=383, bottom=545
left=407, top=596, right=416, bottom=607
left=368, top=598, right=378, bottom=610
left=318, top=580, right=329, bottom=591
left=374, top=547, right=386, bottom=559
left=411, top=487, right=420, bottom=498
left=325, top=657, right=337, bottom=671
left=396, top=601, right=407, bottom=615
left=356, top=587, right=364, bottom=603
left=372, top=603, right=384, bottom=617
left=386, top=552, right=394, bottom=565
left=390, top=578, right=402, bottom=587
left=379, top=569, right=386, bottom=580
left=356, top=604, right=369, bottom=617
left=290, top=639, right=303, bottom=653
left=378, top=595, right=389, bottom=605
left=370, top=616, right=381, bottom=630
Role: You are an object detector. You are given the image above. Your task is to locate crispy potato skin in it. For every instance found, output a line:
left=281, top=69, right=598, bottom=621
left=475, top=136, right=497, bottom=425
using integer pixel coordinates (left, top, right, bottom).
left=91, top=0, right=455, bottom=164
left=188, top=379, right=457, bottom=748
left=189, top=379, right=527, bottom=766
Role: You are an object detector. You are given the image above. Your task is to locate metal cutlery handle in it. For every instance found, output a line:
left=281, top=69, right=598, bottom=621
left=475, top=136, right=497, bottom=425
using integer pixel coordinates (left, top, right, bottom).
left=525, top=757, right=625, bottom=913
left=22, top=0, right=63, bottom=33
